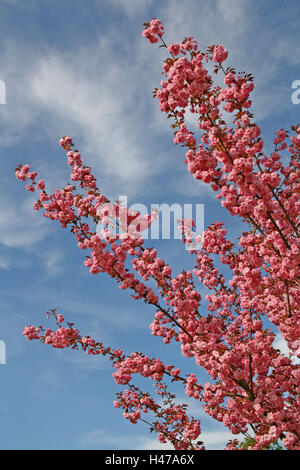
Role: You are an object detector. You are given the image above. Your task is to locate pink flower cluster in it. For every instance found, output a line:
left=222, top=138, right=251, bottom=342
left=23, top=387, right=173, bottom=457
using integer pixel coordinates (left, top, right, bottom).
left=212, top=44, right=228, bottom=63
left=114, top=382, right=203, bottom=449
left=16, top=19, right=300, bottom=450
left=142, top=18, right=164, bottom=44
left=23, top=318, right=79, bottom=349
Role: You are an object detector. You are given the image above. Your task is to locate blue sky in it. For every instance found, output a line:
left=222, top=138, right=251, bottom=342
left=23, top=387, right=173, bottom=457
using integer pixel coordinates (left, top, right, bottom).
left=0, top=0, right=299, bottom=450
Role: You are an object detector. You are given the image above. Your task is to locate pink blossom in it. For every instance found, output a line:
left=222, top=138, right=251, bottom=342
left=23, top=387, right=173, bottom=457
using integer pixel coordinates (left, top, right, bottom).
left=213, top=44, right=228, bottom=63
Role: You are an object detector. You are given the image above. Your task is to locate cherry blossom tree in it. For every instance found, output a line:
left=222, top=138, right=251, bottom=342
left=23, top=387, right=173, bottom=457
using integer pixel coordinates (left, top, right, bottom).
left=16, top=19, right=299, bottom=450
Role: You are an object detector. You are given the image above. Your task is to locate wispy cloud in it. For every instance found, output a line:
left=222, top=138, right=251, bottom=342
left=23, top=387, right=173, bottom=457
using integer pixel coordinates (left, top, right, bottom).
left=30, top=53, right=152, bottom=191
left=171, top=172, right=215, bottom=199
left=78, top=425, right=236, bottom=450
left=274, top=332, right=300, bottom=365
left=106, top=0, right=153, bottom=19
left=0, top=31, right=160, bottom=199
left=0, top=195, right=50, bottom=249
left=39, top=248, right=64, bottom=277
left=0, top=0, right=295, bottom=206
left=78, top=429, right=151, bottom=449
left=0, top=255, right=9, bottom=270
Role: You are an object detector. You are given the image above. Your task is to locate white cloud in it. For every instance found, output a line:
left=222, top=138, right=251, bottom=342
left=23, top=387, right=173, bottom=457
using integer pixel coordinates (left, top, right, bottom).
left=78, top=429, right=146, bottom=449
left=0, top=195, right=50, bottom=249
left=200, top=430, right=234, bottom=449
left=55, top=295, right=147, bottom=331
left=0, top=0, right=294, bottom=208
left=39, top=248, right=64, bottom=277
left=274, top=332, right=300, bottom=365
left=171, top=172, right=215, bottom=199
left=160, top=0, right=252, bottom=49
left=30, top=54, right=149, bottom=184
left=0, top=41, right=42, bottom=146
left=0, top=32, right=164, bottom=199
left=106, top=0, right=153, bottom=18
left=78, top=426, right=237, bottom=450
left=0, top=255, right=9, bottom=270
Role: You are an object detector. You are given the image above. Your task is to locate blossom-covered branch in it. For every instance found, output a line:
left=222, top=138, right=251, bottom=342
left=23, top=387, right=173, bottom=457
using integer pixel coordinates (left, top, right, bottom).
left=16, top=18, right=300, bottom=450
